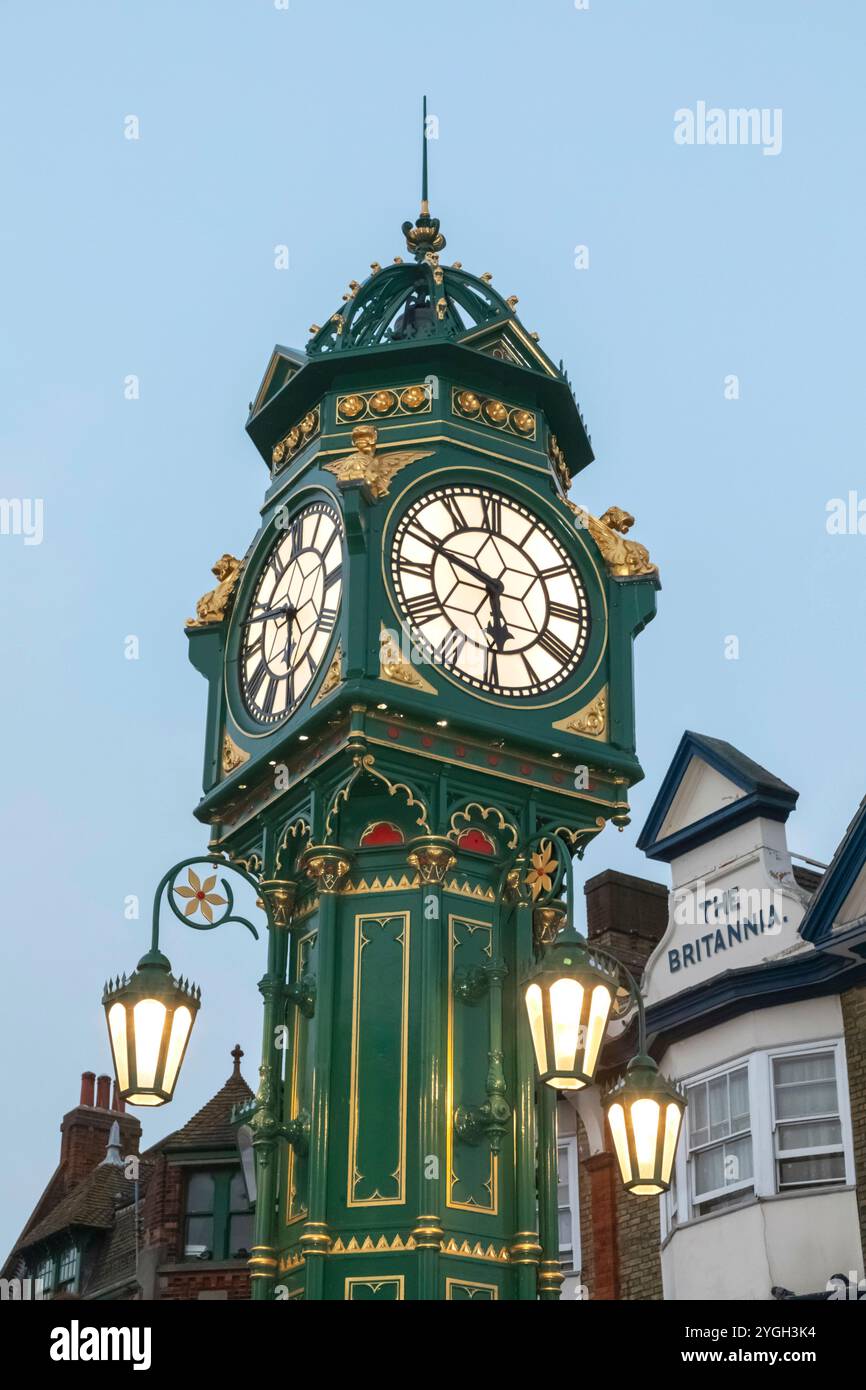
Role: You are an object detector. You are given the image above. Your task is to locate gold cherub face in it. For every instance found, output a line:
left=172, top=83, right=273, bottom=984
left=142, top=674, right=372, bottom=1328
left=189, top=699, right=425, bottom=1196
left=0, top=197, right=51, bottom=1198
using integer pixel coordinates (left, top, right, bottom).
left=351, top=425, right=378, bottom=454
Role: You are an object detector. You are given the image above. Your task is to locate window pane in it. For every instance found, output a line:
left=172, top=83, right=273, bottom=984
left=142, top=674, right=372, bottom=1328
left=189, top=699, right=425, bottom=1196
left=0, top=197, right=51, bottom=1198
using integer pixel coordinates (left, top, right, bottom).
left=687, top=1081, right=708, bottom=1149
left=729, top=1068, right=750, bottom=1132
left=695, top=1146, right=724, bottom=1196
left=777, top=1119, right=842, bottom=1151
left=778, top=1153, right=845, bottom=1187
left=726, top=1134, right=753, bottom=1184
left=185, top=1216, right=214, bottom=1255
left=774, top=1053, right=834, bottom=1086
left=229, top=1213, right=254, bottom=1257
left=708, top=1075, right=729, bottom=1140
left=187, top=1172, right=215, bottom=1213
left=558, top=1209, right=573, bottom=1251
left=229, top=1170, right=249, bottom=1212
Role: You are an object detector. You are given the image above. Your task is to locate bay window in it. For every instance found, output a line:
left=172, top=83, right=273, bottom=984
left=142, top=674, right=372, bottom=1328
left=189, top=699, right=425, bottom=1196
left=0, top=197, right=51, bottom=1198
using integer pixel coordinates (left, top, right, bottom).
left=663, top=1039, right=852, bottom=1234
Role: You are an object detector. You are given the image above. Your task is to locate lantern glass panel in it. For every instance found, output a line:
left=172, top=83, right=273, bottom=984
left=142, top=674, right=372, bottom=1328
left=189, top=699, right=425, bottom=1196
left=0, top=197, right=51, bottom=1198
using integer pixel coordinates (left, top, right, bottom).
left=633, top=1097, right=661, bottom=1179
left=525, top=983, right=546, bottom=1074
left=550, top=977, right=583, bottom=1075
left=133, top=998, right=167, bottom=1089
left=108, top=1002, right=129, bottom=1091
left=584, top=985, right=612, bottom=1077
left=608, top=1101, right=631, bottom=1184
left=661, top=1101, right=684, bottom=1184
left=163, top=1005, right=193, bottom=1095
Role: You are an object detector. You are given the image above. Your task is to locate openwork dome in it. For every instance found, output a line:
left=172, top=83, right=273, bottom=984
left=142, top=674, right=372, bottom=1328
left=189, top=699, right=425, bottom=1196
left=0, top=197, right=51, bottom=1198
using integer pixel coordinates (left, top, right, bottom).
left=305, top=248, right=526, bottom=358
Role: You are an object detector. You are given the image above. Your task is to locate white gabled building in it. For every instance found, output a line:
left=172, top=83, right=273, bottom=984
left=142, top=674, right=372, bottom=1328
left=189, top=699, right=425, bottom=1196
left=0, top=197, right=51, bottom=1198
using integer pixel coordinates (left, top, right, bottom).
left=629, top=732, right=866, bottom=1301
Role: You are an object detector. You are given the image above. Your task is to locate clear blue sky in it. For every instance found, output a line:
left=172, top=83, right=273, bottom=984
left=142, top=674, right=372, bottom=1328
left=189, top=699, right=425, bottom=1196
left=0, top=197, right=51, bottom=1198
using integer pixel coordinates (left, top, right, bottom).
left=1, top=0, right=863, bottom=1258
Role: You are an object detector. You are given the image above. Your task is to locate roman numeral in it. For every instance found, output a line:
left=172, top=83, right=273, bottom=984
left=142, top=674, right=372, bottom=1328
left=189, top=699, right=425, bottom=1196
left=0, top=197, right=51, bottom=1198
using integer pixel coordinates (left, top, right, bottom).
left=406, top=591, right=441, bottom=625
left=480, top=494, right=502, bottom=533
left=246, top=660, right=269, bottom=700
left=407, top=521, right=440, bottom=553
left=441, top=494, right=468, bottom=531
left=538, top=629, right=573, bottom=666
left=262, top=676, right=278, bottom=716
left=485, top=649, right=500, bottom=686
left=542, top=563, right=571, bottom=580
left=548, top=600, right=579, bottom=623
left=324, top=563, right=343, bottom=590
left=319, top=606, right=337, bottom=632
left=400, top=558, right=433, bottom=581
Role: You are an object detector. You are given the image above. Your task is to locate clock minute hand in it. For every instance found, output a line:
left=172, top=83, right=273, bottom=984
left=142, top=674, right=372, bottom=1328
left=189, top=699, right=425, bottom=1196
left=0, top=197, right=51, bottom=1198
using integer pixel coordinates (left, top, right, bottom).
left=487, top=589, right=514, bottom=652
left=243, top=602, right=296, bottom=627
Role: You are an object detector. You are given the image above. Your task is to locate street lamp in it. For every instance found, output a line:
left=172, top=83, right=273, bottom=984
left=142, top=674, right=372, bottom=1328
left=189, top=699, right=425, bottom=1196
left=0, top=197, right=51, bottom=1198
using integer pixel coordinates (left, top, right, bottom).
left=604, top=1054, right=685, bottom=1195
left=517, top=831, right=686, bottom=1196
left=102, top=857, right=261, bottom=1108
left=524, top=936, right=617, bottom=1090
left=103, top=950, right=200, bottom=1107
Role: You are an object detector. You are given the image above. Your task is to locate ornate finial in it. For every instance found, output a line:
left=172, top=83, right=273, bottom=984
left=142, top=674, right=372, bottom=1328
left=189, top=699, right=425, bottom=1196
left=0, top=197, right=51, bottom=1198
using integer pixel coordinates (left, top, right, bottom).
left=402, top=95, right=446, bottom=260
left=231, top=1043, right=244, bottom=1076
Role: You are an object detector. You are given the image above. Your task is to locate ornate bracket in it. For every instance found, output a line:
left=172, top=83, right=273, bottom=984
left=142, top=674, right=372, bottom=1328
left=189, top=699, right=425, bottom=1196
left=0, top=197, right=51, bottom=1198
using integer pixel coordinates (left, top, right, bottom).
left=453, top=956, right=511, bottom=1155
left=287, top=974, right=316, bottom=1019
left=149, top=854, right=268, bottom=956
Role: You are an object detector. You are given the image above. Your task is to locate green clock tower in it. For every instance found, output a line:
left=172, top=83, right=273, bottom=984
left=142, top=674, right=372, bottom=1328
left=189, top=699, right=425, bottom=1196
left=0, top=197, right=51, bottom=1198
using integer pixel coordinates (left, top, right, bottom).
left=182, top=151, right=660, bottom=1301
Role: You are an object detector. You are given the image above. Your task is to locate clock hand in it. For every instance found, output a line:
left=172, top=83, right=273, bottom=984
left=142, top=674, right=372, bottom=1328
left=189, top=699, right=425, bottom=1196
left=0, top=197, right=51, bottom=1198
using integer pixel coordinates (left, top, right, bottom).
left=243, top=602, right=296, bottom=627
left=486, top=590, right=514, bottom=651
left=432, top=542, right=505, bottom=595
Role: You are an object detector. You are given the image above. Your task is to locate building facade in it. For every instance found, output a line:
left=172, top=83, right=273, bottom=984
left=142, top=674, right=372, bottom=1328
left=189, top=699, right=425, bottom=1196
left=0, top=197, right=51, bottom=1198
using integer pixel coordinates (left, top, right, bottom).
left=2, top=1049, right=255, bottom=1301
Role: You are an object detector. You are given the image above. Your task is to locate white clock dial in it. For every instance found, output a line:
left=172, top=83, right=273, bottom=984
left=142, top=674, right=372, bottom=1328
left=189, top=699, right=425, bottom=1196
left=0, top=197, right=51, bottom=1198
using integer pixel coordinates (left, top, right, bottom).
left=240, top=500, right=343, bottom=723
left=390, top=485, right=589, bottom=697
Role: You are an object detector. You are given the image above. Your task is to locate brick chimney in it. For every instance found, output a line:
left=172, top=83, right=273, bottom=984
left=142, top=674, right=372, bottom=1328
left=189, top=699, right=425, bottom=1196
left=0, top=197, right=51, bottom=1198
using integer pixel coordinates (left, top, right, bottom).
left=59, top=1069, right=142, bottom=1191
left=584, top=869, right=668, bottom=980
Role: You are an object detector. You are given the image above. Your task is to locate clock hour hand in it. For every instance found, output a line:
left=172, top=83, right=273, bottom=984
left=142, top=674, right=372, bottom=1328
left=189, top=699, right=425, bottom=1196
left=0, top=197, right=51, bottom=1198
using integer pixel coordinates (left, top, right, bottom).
left=486, top=589, right=513, bottom=651
left=435, top=543, right=505, bottom=596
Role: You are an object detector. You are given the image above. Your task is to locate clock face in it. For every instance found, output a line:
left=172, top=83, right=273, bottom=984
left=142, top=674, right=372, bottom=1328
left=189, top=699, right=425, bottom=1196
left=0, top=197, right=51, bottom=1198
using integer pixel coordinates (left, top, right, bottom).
left=239, top=499, right=343, bottom=724
left=390, top=484, right=590, bottom=698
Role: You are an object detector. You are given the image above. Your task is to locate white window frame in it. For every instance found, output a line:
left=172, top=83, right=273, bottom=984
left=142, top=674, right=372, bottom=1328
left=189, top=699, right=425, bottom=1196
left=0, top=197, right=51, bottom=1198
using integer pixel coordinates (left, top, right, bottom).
left=557, top=1134, right=580, bottom=1273
left=768, top=1040, right=852, bottom=1193
left=660, top=1037, right=854, bottom=1237
left=683, top=1058, right=756, bottom=1214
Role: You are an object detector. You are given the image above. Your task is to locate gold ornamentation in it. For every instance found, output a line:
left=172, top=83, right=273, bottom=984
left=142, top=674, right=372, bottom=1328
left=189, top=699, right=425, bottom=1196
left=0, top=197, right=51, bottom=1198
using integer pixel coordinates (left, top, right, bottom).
left=311, top=644, right=342, bottom=706
left=407, top=839, right=457, bottom=884
left=506, top=295, right=519, bottom=310
left=221, top=731, right=250, bottom=776
left=337, top=384, right=431, bottom=422
left=566, top=502, right=658, bottom=579
left=379, top=624, right=438, bottom=693
left=548, top=434, right=571, bottom=490
left=174, top=868, right=227, bottom=923
left=257, top=879, right=296, bottom=929
left=331, top=1233, right=417, bottom=1255
left=552, top=687, right=608, bottom=740
left=451, top=387, right=536, bottom=441
left=272, top=404, right=321, bottom=471
left=448, top=803, right=519, bottom=850
left=441, top=1237, right=510, bottom=1264
left=187, top=554, right=243, bottom=627
left=303, top=848, right=352, bottom=893
left=435, top=296, right=447, bottom=320
left=525, top=841, right=557, bottom=901
left=323, top=425, right=434, bottom=499
left=533, top=905, right=566, bottom=946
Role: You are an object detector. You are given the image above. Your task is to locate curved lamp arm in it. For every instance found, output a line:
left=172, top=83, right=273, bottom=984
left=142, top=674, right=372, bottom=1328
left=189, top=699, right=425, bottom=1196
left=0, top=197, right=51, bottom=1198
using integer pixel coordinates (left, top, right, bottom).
left=149, top=854, right=266, bottom=955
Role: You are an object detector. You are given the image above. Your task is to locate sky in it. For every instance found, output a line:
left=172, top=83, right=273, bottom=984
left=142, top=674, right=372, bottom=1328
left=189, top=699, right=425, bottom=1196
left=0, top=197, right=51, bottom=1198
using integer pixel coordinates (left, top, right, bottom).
left=0, top=0, right=864, bottom=1259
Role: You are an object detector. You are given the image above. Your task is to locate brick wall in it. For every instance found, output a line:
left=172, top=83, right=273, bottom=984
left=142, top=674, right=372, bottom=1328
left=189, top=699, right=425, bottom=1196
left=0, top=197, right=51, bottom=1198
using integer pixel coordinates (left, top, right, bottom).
left=842, top=983, right=866, bottom=1266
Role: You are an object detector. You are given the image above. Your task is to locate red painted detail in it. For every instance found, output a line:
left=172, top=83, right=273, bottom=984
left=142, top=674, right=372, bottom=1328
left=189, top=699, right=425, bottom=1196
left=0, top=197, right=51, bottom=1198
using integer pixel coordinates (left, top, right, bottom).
left=454, top=744, right=466, bottom=757
left=487, top=754, right=500, bottom=766
left=520, top=763, right=533, bottom=777
left=422, top=735, right=434, bottom=748
left=360, top=821, right=405, bottom=848
left=387, top=726, right=400, bottom=739
left=457, top=829, right=496, bottom=856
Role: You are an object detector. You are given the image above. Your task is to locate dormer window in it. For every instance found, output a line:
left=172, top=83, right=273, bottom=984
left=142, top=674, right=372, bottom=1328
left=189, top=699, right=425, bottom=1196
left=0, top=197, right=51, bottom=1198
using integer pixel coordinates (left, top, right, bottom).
left=183, top=1168, right=253, bottom=1261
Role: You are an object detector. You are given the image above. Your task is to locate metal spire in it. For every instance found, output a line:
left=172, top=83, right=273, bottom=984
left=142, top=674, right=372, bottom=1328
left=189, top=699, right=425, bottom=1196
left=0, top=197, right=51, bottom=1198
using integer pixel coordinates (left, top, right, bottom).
left=402, top=95, right=446, bottom=259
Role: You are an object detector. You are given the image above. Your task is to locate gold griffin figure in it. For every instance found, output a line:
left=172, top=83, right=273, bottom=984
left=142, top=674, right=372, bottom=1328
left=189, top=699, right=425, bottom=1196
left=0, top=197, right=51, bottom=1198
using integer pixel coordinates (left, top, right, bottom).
left=324, top=425, right=433, bottom=500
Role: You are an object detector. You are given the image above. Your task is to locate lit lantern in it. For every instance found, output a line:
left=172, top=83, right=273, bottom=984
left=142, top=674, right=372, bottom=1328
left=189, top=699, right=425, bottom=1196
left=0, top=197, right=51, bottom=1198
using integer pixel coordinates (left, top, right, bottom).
left=604, top=1054, right=685, bottom=1195
left=102, top=950, right=200, bottom=1107
left=524, top=938, right=617, bottom=1090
